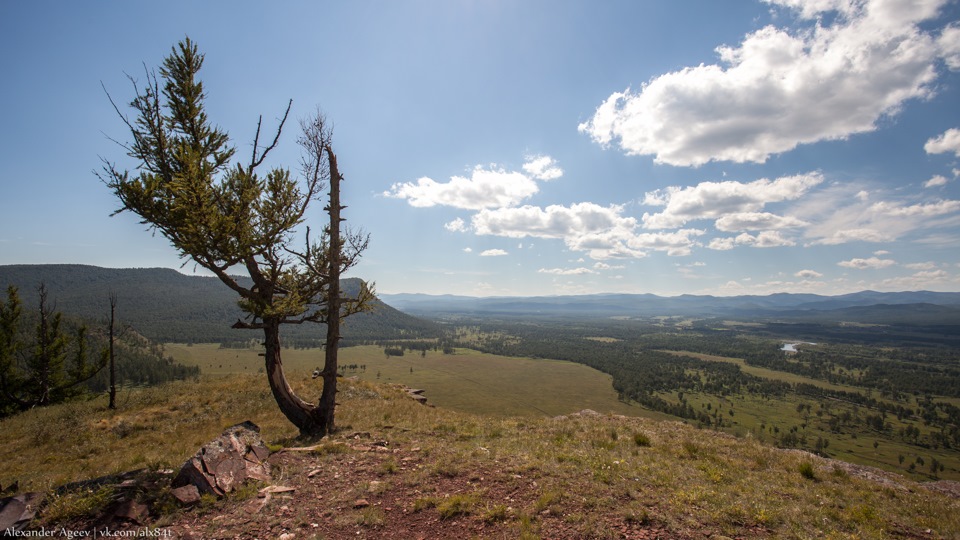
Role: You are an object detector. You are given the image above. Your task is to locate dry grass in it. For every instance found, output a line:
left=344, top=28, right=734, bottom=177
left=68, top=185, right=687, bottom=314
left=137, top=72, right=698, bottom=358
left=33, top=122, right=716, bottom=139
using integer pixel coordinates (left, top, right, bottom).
left=1, top=374, right=958, bottom=538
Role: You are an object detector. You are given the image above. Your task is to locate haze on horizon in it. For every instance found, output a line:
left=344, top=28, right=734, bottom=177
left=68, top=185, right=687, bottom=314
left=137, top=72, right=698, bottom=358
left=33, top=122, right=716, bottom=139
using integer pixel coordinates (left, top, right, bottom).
left=1, top=0, right=959, bottom=298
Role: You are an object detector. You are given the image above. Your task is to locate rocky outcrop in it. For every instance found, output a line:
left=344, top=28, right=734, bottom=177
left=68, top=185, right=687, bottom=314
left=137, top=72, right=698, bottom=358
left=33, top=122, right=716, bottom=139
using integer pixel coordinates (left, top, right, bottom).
left=406, top=388, right=428, bottom=404
left=0, top=492, right=42, bottom=532
left=172, top=421, right=271, bottom=499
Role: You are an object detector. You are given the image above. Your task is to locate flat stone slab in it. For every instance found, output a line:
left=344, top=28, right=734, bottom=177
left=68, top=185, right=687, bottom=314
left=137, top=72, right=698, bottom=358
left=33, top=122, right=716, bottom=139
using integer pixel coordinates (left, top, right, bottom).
left=0, top=492, right=43, bottom=531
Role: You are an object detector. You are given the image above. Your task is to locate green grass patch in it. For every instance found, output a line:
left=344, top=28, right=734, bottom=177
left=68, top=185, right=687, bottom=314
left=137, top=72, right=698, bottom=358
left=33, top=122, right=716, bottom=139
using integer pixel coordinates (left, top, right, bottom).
left=166, top=344, right=656, bottom=419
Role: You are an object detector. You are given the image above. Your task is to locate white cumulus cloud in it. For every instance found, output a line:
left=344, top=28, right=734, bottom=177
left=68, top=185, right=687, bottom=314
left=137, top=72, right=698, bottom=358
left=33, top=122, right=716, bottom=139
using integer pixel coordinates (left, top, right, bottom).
left=385, top=155, right=562, bottom=210
left=522, top=155, right=564, bottom=180
left=869, top=199, right=960, bottom=217
left=925, top=128, right=960, bottom=157
left=714, top=212, right=809, bottom=232
left=708, top=230, right=795, bottom=250
left=939, top=22, right=960, bottom=70
left=838, top=256, right=897, bottom=269
left=795, top=269, right=824, bottom=279
left=814, top=228, right=893, bottom=245
left=924, top=175, right=949, bottom=188
left=471, top=203, right=705, bottom=259
left=623, top=229, right=706, bottom=256
left=444, top=218, right=467, bottom=232
left=479, top=249, right=508, bottom=257
left=579, top=0, right=950, bottom=166
left=593, top=262, right=626, bottom=270
left=473, top=203, right=635, bottom=240
left=642, top=173, right=822, bottom=229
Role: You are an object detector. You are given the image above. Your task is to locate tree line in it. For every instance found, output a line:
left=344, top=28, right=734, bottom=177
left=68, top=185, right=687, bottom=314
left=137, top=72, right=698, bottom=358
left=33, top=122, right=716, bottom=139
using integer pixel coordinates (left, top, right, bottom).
left=1, top=284, right=198, bottom=418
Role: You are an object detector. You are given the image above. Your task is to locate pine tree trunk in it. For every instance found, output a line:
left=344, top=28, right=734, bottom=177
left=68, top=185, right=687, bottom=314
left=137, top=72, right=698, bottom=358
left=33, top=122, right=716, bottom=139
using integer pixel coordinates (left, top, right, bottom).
left=108, top=295, right=117, bottom=410
left=36, top=289, right=52, bottom=407
left=262, top=321, right=324, bottom=437
left=316, top=147, right=344, bottom=434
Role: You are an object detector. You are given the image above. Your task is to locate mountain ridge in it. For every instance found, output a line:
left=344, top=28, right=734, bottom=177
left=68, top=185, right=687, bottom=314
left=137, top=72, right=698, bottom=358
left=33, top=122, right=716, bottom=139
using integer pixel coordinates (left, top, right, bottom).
left=0, top=264, right=440, bottom=343
left=381, top=289, right=960, bottom=322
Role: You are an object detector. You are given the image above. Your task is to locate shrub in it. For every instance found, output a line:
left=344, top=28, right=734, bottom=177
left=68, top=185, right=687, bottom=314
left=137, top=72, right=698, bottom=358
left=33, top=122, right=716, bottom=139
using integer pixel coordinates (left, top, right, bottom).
left=40, top=485, right=116, bottom=525
left=437, top=492, right=480, bottom=519
left=633, top=432, right=652, bottom=447
left=483, top=503, right=510, bottom=523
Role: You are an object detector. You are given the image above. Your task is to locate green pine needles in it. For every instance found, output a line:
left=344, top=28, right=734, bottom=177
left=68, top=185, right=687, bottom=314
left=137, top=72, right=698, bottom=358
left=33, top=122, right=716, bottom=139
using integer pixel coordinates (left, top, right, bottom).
left=99, top=37, right=372, bottom=436
left=0, top=284, right=107, bottom=416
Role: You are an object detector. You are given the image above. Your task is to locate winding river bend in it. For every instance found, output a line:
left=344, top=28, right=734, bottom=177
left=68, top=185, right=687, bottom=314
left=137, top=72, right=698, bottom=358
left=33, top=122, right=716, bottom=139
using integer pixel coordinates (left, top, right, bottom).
left=781, top=342, right=817, bottom=352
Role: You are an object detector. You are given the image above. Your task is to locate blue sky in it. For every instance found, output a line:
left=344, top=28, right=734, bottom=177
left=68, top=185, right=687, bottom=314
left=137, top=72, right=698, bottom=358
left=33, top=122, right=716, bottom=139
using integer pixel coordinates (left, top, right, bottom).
left=1, top=0, right=959, bottom=297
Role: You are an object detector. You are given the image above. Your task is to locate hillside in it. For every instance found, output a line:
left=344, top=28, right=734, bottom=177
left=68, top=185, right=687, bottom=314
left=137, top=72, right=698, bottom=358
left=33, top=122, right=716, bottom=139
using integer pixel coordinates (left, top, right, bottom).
left=0, top=264, right=441, bottom=344
left=1, top=376, right=957, bottom=539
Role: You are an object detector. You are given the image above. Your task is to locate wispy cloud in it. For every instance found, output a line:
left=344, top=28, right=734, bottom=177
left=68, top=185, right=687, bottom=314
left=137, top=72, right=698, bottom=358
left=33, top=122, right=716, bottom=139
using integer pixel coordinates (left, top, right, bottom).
left=879, top=269, right=959, bottom=290
left=580, top=0, right=952, bottom=166
left=924, top=175, right=949, bottom=188
left=798, top=184, right=960, bottom=246
left=537, top=267, right=595, bottom=275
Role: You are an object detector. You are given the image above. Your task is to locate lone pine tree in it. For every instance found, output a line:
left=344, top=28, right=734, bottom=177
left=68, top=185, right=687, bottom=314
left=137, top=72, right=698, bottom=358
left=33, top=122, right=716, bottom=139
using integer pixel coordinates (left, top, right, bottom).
left=99, top=38, right=372, bottom=437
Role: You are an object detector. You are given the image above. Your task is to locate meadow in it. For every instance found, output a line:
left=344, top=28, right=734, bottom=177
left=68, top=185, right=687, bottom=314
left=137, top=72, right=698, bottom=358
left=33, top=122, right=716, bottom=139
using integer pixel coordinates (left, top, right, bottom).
left=164, top=343, right=665, bottom=419
left=163, top=342, right=960, bottom=482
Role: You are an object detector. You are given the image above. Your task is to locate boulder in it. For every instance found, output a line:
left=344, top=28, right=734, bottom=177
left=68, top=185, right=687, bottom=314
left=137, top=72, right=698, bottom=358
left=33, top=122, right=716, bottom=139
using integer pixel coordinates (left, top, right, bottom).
left=172, top=421, right=272, bottom=498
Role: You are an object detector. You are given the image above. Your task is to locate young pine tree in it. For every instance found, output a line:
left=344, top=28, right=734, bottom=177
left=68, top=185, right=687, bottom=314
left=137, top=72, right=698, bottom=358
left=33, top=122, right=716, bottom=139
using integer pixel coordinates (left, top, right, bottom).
left=0, top=284, right=106, bottom=415
left=99, top=38, right=372, bottom=437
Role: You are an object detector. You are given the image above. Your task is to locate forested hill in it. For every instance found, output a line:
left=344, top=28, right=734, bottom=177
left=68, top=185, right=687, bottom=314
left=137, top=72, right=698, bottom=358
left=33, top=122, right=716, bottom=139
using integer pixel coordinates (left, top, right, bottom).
left=0, top=264, right=440, bottom=344
left=383, top=290, right=960, bottom=324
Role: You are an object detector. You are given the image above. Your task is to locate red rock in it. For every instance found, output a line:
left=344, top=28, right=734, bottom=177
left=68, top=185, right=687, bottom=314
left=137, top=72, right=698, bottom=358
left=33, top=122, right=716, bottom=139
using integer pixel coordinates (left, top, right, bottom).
left=171, top=485, right=201, bottom=505
left=172, top=421, right=272, bottom=499
left=113, top=499, right=148, bottom=524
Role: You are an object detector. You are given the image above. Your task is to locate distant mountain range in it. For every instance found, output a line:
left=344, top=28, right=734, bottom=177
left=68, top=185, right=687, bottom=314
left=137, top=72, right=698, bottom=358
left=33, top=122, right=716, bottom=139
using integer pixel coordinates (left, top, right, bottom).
left=0, top=265, right=440, bottom=344
left=3, top=265, right=959, bottom=337
left=381, top=290, right=960, bottom=324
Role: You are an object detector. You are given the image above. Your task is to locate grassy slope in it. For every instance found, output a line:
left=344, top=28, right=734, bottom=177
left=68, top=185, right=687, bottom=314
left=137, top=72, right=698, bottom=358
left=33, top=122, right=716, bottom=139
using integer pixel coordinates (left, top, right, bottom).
left=167, top=344, right=960, bottom=482
left=2, top=376, right=958, bottom=539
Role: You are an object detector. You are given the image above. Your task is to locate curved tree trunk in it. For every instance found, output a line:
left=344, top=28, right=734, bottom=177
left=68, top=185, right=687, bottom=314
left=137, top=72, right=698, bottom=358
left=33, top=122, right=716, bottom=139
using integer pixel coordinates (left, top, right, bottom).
left=263, top=321, right=325, bottom=437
